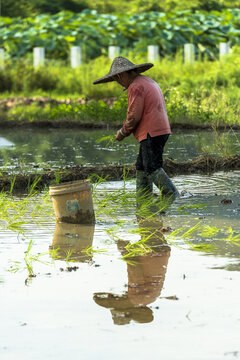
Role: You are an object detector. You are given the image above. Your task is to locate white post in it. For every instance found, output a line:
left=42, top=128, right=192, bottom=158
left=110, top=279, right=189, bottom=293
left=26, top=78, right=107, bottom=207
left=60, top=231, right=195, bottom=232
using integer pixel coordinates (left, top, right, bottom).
left=148, top=45, right=159, bottom=62
left=0, top=48, right=4, bottom=70
left=184, top=43, right=195, bottom=64
left=219, top=42, right=230, bottom=60
left=70, top=46, right=82, bottom=68
left=108, top=46, right=120, bottom=60
left=33, top=47, right=45, bottom=67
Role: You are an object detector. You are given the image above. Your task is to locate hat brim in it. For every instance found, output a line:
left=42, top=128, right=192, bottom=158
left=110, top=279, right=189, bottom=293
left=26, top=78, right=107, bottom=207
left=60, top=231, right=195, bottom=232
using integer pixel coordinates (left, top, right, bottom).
left=93, top=63, right=154, bottom=85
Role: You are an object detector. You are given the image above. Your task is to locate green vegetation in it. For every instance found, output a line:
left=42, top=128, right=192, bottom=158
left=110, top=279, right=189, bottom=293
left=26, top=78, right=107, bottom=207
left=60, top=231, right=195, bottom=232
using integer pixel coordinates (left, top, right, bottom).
left=1, top=99, right=127, bottom=124
left=1, top=9, right=240, bottom=59
left=9, top=239, right=56, bottom=277
left=1, top=51, right=240, bottom=127
left=0, top=181, right=54, bottom=235
left=1, top=8, right=240, bottom=128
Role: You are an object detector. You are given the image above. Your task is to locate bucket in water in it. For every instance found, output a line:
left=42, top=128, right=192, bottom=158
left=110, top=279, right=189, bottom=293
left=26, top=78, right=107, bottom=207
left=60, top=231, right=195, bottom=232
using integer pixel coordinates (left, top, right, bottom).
left=49, top=180, right=95, bottom=224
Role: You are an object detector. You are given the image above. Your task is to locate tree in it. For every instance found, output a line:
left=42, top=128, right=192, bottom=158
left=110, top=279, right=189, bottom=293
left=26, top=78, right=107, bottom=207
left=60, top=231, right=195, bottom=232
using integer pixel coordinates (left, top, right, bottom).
left=1, top=0, right=35, bottom=17
left=0, top=0, right=88, bottom=17
left=1, top=0, right=240, bottom=18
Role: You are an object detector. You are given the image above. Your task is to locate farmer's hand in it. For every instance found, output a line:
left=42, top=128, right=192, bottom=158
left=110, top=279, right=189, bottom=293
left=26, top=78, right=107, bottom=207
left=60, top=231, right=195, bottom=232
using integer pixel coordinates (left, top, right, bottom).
left=115, top=130, right=125, bottom=141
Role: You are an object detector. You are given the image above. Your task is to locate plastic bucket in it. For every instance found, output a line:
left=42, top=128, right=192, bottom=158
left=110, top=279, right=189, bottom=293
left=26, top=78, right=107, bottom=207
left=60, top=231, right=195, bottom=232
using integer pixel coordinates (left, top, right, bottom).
left=49, top=180, right=95, bottom=224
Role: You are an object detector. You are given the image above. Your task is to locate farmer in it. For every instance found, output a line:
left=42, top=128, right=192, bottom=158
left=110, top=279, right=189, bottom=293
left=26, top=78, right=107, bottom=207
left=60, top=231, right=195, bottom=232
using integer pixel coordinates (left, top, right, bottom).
left=93, top=56, right=179, bottom=199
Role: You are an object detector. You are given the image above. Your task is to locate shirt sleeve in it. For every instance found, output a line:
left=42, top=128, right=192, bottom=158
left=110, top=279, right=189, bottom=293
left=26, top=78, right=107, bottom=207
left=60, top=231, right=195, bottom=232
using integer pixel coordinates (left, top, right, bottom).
left=121, top=84, right=144, bottom=137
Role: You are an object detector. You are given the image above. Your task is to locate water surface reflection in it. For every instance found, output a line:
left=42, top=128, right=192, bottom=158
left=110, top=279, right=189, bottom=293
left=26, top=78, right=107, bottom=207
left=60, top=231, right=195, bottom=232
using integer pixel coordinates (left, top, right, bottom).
left=0, top=128, right=239, bottom=172
left=94, top=216, right=170, bottom=325
left=49, top=222, right=95, bottom=262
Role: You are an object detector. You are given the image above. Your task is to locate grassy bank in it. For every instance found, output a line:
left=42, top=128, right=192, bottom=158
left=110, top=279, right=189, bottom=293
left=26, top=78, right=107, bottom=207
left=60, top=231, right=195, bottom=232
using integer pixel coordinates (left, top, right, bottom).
left=1, top=51, right=240, bottom=127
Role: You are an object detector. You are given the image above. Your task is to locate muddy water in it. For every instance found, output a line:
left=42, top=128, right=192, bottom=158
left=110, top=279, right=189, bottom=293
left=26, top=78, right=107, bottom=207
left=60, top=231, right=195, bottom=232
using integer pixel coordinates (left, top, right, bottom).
left=0, top=172, right=240, bottom=360
left=0, top=128, right=239, bottom=172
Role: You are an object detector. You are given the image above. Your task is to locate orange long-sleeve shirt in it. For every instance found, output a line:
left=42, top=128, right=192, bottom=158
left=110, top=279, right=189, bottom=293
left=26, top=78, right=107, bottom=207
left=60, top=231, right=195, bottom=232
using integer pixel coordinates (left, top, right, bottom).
left=121, top=75, right=171, bottom=142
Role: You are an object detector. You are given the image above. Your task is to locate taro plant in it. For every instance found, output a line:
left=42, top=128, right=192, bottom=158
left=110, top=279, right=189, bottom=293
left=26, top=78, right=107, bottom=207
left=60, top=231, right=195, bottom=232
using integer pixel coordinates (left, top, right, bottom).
left=2, top=9, right=240, bottom=60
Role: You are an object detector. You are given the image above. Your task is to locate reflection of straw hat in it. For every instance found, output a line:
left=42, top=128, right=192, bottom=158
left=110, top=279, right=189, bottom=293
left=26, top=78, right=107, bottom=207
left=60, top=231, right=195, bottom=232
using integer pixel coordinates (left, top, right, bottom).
left=93, top=292, right=153, bottom=325
left=93, top=56, right=154, bottom=84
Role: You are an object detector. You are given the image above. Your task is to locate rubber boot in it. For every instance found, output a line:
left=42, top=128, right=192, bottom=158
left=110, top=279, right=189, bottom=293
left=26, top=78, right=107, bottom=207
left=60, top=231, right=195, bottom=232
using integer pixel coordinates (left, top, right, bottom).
left=136, top=170, right=170, bottom=215
left=136, top=170, right=153, bottom=206
left=151, top=168, right=179, bottom=198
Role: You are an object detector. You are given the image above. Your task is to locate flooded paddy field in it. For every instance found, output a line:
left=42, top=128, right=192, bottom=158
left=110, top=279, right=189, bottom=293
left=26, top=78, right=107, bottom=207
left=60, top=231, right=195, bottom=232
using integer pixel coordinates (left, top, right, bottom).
left=0, top=127, right=240, bottom=172
left=1, top=171, right=240, bottom=360
left=0, top=127, right=240, bottom=359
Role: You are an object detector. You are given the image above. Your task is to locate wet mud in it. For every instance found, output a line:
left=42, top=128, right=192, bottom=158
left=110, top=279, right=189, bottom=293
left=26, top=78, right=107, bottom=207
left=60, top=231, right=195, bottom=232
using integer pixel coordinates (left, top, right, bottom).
left=0, top=119, right=239, bottom=130
left=60, top=209, right=95, bottom=225
left=1, top=154, right=240, bottom=191
left=0, top=96, right=117, bottom=109
left=0, top=119, right=115, bottom=129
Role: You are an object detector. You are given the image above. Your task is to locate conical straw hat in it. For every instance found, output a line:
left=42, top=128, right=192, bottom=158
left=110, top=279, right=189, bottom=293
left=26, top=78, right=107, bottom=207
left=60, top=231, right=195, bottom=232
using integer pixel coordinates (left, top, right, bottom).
left=93, top=56, right=154, bottom=85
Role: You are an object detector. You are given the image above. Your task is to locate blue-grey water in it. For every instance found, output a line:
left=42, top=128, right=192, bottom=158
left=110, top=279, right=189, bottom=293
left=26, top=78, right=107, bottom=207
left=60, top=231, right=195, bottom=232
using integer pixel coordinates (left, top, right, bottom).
left=0, top=128, right=239, bottom=172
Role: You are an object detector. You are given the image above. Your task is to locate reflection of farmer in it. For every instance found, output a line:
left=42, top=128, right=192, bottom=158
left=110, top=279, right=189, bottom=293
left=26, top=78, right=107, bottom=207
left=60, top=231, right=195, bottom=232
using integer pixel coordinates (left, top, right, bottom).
left=93, top=216, right=171, bottom=325
left=93, top=56, right=179, bottom=199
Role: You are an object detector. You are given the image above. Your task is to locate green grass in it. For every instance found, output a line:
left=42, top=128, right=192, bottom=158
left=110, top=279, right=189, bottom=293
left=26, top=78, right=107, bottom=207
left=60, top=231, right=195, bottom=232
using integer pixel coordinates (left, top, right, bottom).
left=1, top=50, right=240, bottom=127
left=0, top=182, right=54, bottom=235
left=1, top=96, right=128, bottom=124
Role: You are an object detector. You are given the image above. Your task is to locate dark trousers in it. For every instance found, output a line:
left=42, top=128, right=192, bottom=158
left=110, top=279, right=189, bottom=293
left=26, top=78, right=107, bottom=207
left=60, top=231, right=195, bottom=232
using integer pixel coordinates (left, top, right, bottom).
left=136, top=134, right=169, bottom=175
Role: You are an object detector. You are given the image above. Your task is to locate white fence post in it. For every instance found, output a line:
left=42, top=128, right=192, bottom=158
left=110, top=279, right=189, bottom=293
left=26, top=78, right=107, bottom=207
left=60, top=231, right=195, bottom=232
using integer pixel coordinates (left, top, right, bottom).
left=70, top=46, right=82, bottom=68
left=108, top=46, right=120, bottom=60
left=148, top=45, right=159, bottom=62
left=184, top=43, right=195, bottom=64
left=33, top=47, right=45, bottom=67
left=0, top=48, right=4, bottom=69
left=219, top=42, right=230, bottom=60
